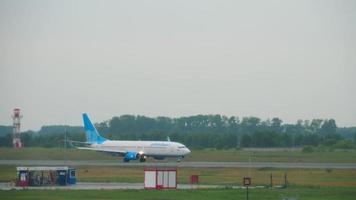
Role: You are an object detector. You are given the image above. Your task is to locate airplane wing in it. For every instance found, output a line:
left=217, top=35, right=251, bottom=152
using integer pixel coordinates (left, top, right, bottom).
left=76, top=147, right=127, bottom=155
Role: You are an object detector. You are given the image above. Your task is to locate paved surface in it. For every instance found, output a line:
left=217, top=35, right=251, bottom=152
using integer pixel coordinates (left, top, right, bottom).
left=1, top=160, right=356, bottom=169
left=0, top=182, right=224, bottom=190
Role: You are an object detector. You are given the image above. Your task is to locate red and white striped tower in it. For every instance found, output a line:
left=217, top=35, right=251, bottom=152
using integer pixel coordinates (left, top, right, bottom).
left=12, top=108, right=23, bottom=148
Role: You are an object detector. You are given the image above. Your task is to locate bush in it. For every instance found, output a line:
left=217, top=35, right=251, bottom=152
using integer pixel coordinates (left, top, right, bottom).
left=302, top=145, right=315, bottom=153
left=322, top=138, right=338, bottom=146
left=235, top=147, right=242, bottom=151
left=316, top=145, right=334, bottom=152
left=333, top=140, right=356, bottom=149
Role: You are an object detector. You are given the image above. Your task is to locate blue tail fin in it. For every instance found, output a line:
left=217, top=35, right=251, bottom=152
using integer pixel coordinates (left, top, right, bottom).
left=82, top=113, right=107, bottom=144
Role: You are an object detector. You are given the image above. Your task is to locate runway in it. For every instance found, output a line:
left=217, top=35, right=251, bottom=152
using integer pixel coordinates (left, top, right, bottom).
left=1, top=160, right=356, bottom=169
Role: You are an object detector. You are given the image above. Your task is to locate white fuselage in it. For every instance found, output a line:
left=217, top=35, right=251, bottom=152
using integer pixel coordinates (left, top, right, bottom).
left=91, top=140, right=191, bottom=157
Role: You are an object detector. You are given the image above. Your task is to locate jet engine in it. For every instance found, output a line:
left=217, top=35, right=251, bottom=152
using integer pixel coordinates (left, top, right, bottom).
left=123, top=152, right=139, bottom=162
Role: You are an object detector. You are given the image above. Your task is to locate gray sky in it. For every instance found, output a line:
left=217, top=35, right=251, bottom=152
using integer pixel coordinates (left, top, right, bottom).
left=0, top=0, right=355, bottom=131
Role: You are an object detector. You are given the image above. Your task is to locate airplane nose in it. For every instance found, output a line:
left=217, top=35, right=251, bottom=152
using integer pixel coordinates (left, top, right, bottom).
left=186, top=148, right=191, bottom=154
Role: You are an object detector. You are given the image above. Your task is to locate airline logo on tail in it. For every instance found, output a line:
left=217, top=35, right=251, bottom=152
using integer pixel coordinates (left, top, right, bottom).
left=82, top=113, right=107, bottom=144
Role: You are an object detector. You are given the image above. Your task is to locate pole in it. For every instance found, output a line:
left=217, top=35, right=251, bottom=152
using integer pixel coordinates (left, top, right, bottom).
left=284, top=172, right=287, bottom=188
left=64, top=125, right=67, bottom=164
left=270, top=173, right=273, bottom=188
left=248, top=156, right=251, bottom=177
left=64, top=127, right=67, bottom=150
left=246, top=186, right=249, bottom=200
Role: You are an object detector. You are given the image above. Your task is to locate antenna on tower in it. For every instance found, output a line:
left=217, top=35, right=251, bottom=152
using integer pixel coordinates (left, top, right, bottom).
left=12, top=108, right=23, bottom=148
left=63, top=119, right=69, bottom=164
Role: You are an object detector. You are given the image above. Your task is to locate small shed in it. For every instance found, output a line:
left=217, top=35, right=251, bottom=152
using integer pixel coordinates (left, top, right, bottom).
left=16, top=166, right=76, bottom=187
left=144, top=168, right=177, bottom=189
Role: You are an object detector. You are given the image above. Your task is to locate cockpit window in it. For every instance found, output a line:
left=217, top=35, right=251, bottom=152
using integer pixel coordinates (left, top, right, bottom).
left=178, top=146, right=186, bottom=149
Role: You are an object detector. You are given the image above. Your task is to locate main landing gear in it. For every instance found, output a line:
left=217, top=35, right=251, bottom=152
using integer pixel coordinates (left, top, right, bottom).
left=139, top=155, right=146, bottom=162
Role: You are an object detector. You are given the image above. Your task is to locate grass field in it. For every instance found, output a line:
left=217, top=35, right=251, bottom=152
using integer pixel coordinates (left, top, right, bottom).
left=1, top=186, right=356, bottom=200
left=2, top=147, right=356, bottom=200
left=1, top=165, right=356, bottom=200
left=2, top=165, right=356, bottom=187
left=1, top=147, right=356, bottom=163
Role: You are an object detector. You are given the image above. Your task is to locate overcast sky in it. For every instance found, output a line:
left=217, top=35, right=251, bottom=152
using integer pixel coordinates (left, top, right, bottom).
left=0, top=0, right=355, bottom=131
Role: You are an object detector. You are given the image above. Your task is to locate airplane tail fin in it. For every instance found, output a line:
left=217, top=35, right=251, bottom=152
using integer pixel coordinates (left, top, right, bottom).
left=82, top=113, right=107, bottom=144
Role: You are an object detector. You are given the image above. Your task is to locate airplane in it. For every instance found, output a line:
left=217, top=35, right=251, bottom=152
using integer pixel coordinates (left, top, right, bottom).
left=75, top=113, right=191, bottom=162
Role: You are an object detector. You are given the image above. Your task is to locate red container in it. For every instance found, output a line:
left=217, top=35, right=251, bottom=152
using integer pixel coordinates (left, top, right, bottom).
left=190, top=175, right=199, bottom=184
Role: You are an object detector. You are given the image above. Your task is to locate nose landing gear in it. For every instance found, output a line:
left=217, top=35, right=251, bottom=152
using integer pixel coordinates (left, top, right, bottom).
left=177, top=156, right=184, bottom=162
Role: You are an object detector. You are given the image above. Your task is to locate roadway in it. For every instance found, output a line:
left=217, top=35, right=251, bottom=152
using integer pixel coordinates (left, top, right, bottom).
left=1, top=160, right=356, bottom=169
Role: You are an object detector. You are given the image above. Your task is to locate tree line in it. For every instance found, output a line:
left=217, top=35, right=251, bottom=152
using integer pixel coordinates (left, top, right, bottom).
left=0, top=115, right=356, bottom=149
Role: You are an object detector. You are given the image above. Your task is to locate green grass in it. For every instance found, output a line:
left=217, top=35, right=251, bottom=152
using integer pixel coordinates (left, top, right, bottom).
left=1, top=186, right=356, bottom=200
left=72, top=167, right=356, bottom=186
left=185, top=148, right=356, bottom=163
left=0, top=148, right=117, bottom=160
left=2, top=148, right=355, bottom=199
left=2, top=165, right=356, bottom=186
left=1, top=147, right=356, bottom=163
